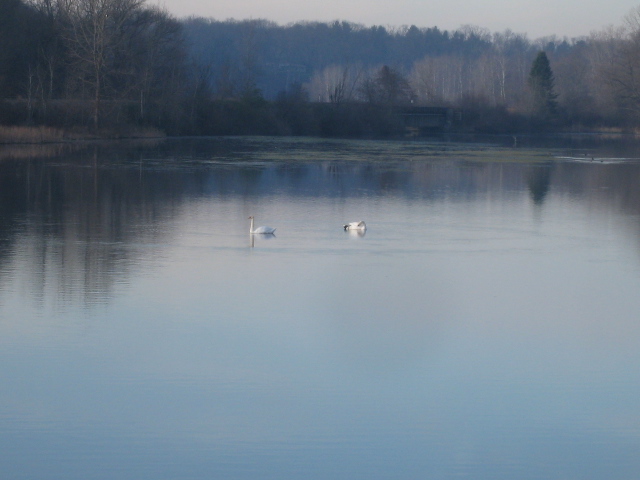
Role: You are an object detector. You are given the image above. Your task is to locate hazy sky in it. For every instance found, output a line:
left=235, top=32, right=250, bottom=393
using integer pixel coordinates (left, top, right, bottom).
left=156, top=0, right=639, bottom=38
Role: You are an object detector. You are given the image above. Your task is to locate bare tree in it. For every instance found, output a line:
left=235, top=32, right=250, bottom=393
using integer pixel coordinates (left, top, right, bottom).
left=602, top=10, right=640, bottom=117
left=236, top=20, right=266, bottom=98
left=60, top=0, right=144, bottom=128
left=552, top=41, right=598, bottom=123
left=124, top=7, right=186, bottom=122
left=307, top=64, right=362, bottom=104
left=586, top=26, right=625, bottom=119
left=27, top=0, right=65, bottom=119
left=409, top=55, right=467, bottom=105
left=409, top=56, right=441, bottom=105
left=214, top=61, right=237, bottom=99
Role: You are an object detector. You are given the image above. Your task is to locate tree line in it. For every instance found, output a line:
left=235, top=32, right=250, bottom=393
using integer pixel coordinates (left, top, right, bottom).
left=0, top=0, right=195, bottom=134
left=4, top=0, right=640, bottom=137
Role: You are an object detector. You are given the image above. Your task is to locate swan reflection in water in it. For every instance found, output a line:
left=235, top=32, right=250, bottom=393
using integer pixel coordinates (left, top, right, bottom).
left=250, top=231, right=276, bottom=247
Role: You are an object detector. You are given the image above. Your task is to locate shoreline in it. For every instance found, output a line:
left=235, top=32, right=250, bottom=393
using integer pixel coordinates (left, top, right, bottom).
left=1, top=124, right=637, bottom=147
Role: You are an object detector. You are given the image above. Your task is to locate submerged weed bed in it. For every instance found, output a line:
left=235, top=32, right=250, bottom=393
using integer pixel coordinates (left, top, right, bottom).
left=215, top=135, right=555, bottom=165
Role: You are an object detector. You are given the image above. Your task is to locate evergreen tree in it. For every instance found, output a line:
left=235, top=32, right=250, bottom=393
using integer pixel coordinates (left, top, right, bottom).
left=528, top=51, right=558, bottom=118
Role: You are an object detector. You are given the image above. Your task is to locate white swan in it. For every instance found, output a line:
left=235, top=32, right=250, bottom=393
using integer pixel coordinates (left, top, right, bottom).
left=343, top=221, right=366, bottom=231
left=249, top=216, right=276, bottom=234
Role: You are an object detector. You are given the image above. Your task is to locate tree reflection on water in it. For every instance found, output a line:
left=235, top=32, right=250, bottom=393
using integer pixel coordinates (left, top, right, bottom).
left=1, top=136, right=640, bottom=308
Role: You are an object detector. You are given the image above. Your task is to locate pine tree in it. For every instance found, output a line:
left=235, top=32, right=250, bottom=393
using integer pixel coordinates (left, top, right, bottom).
left=528, top=51, right=558, bottom=118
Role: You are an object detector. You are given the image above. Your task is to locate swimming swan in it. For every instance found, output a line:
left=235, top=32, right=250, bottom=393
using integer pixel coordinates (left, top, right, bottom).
left=343, top=221, right=366, bottom=231
left=249, top=216, right=276, bottom=234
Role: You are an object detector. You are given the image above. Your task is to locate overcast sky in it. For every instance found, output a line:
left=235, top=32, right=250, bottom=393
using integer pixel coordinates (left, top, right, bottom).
left=155, top=0, right=640, bottom=39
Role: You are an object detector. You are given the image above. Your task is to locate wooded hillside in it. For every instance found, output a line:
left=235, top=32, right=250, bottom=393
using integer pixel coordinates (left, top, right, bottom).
left=4, top=0, right=640, bottom=137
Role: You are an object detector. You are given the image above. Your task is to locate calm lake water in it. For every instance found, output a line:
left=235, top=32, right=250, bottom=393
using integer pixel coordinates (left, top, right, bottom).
left=1, top=135, right=640, bottom=479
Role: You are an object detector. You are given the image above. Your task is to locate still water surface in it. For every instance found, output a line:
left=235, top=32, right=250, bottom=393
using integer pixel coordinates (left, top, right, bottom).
left=1, top=136, right=640, bottom=479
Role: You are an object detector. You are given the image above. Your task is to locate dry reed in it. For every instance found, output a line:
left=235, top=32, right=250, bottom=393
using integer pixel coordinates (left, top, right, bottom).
left=0, top=126, right=66, bottom=144
left=0, top=125, right=166, bottom=144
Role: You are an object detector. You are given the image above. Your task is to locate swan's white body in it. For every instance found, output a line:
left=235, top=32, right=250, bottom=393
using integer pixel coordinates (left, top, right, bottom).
left=343, top=221, right=366, bottom=231
left=249, top=216, right=276, bottom=234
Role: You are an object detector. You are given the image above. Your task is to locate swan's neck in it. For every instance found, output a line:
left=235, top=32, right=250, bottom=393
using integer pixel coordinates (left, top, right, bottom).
left=250, top=217, right=254, bottom=233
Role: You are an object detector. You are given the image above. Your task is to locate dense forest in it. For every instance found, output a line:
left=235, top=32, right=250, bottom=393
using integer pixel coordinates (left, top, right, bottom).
left=4, top=0, right=640, bottom=138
